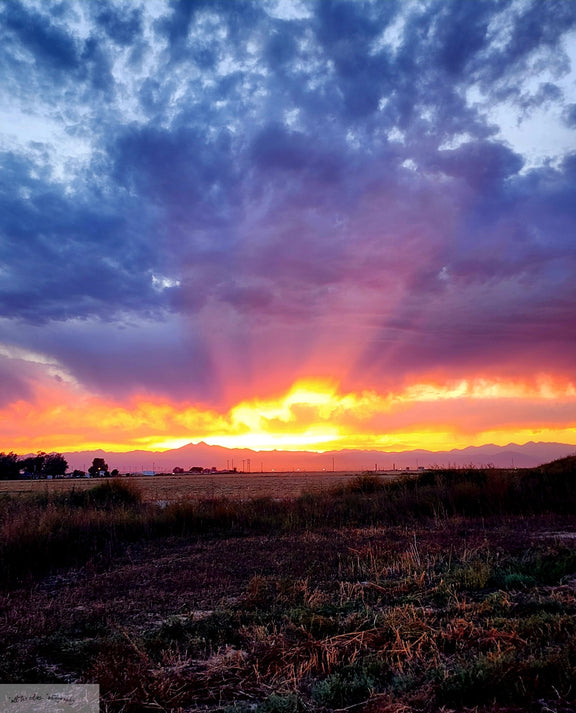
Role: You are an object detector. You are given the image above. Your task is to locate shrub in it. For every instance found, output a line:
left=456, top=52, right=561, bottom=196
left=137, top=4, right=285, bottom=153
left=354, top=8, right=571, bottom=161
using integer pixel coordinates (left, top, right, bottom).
left=312, top=665, right=376, bottom=707
left=501, top=572, right=538, bottom=590
left=257, top=694, right=300, bottom=713
left=77, top=478, right=143, bottom=509
left=344, top=473, right=386, bottom=494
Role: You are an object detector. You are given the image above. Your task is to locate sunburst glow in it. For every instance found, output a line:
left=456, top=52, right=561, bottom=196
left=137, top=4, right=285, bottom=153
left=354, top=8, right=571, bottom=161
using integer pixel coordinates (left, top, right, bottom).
left=1, top=375, right=575, bottom=456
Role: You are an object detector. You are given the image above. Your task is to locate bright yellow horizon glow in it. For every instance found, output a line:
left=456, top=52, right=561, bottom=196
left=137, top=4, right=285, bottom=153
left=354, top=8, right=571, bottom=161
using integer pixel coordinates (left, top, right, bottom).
left=1, top=375, right=576, bottom=454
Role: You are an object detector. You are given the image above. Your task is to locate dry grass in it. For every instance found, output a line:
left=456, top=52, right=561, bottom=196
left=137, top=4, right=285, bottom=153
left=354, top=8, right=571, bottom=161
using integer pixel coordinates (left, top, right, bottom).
left=0, top=471, right=401, bottom=502
left=2, top=462, right=576, bottom=712
left=2, top=520, right=576, bottom=713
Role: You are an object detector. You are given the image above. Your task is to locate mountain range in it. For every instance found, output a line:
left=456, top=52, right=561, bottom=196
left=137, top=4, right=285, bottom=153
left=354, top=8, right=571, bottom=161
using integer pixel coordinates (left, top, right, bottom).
left=59, top=441, right=576, bottom=473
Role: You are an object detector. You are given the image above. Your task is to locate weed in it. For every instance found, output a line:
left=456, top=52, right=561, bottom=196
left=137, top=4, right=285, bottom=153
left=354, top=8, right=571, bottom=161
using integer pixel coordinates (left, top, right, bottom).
left=312, top=665, right=377, bottom=707
left=501, top=571, right=538, bottom=589
left=479, top=590, right=512, bottom=615
left=257, top=694, right=301, bottom=713
left=450, top=559, right=493, bottom=589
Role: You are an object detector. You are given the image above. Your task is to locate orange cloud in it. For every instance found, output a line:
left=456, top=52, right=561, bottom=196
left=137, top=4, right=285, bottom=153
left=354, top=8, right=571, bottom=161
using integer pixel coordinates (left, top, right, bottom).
left=1, top=373, right=576, bottom=455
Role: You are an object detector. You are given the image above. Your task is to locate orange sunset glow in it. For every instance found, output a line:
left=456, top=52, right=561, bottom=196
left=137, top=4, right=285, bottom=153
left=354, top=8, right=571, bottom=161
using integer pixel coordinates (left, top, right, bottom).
left=2, top=371, right=576, bottom=456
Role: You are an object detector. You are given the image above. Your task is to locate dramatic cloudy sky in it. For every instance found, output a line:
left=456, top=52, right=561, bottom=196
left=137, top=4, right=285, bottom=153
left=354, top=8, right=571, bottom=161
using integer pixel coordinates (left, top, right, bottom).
left=1, top=0, right=576, bottom=455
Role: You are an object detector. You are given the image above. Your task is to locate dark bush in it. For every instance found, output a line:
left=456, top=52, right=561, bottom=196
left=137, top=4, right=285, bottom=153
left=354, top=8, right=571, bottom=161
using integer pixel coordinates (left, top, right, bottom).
left=63, top=479, right=143, bottom=509
left=344, top=473, right=386, bottom=493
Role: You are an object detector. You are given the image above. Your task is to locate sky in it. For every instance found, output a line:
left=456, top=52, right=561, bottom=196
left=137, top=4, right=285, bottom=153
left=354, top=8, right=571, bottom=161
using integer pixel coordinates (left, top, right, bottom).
left=1, top=0, right=576, bottom=456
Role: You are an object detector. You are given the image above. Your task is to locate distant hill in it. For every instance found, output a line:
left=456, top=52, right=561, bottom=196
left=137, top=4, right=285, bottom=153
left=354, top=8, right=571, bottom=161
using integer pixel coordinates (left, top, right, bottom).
left=59, top=441, right=576, bottom=473
left=536, top=454, right=576, bottom=474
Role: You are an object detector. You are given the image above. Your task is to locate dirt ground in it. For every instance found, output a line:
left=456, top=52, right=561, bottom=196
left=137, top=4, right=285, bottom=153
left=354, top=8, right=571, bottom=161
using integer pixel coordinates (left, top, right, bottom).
left=3, top=515, right=576, bottom=712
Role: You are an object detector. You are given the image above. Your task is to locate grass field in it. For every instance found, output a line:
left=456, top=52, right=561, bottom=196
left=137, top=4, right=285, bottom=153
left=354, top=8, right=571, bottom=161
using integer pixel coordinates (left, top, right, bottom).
left=0, top=471, right=402, bottom=502
left=1, top=463, right=576, bottom=712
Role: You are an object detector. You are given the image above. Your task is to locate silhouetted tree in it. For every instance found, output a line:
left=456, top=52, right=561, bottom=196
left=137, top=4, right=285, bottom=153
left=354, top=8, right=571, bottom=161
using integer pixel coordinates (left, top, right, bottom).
left=21, top=452, right=46, bottom=475
left=42, top=453, right=68, bottom=476
left=88, top=457, right=109, bottom=476
left=0, top=452, right=20, bottom=480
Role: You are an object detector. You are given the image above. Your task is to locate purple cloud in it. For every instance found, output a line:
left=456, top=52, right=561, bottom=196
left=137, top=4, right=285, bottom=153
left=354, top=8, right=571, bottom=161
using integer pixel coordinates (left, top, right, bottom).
left=0, top=0, right=575, bottom=406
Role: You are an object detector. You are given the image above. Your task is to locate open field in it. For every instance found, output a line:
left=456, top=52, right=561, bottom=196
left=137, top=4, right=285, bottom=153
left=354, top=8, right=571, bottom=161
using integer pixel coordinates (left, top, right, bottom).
left=0, top=471, right=404, bottom=502
left=2, top=463, right=576, bottom=712
left=3, top=516, right=576, bottom=713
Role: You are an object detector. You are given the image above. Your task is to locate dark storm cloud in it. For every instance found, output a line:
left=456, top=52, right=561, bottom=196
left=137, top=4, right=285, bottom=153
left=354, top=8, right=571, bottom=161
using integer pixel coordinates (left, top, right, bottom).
left=1, top=0, right=80, bottom=71
left=1, top=0, right=576, bottom=400
left=112, top=124, right=239, bottom=221
left=0, top=0, right=116, bottom=96
left=250, top=124, right=343, bottom=182
left=500, top=0, right=576, bottom=67
left=157, top=0, right=265, bottom=65
left=0, top=150, right=162, bottom=323
left=354, top=152, right=576, bottom=384
left=94, top=4, right=143, bottom=46
left=431, top=0, right=495, bottom=77
left=312, top=0, right=398, bottom=118
left=564, top=104, right=576, bottom=128
left=432, top=141, right=524, bottom=190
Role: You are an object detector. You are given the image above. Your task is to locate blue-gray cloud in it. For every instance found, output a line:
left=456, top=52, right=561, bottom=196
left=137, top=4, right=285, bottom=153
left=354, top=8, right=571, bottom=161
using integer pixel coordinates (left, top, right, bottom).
left=1, top=0, right=575, bottom=401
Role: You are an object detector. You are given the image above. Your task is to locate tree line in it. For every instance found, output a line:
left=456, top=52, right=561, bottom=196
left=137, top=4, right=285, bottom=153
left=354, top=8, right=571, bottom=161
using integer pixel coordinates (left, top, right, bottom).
left=0, top=452, right=117, bottom=480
